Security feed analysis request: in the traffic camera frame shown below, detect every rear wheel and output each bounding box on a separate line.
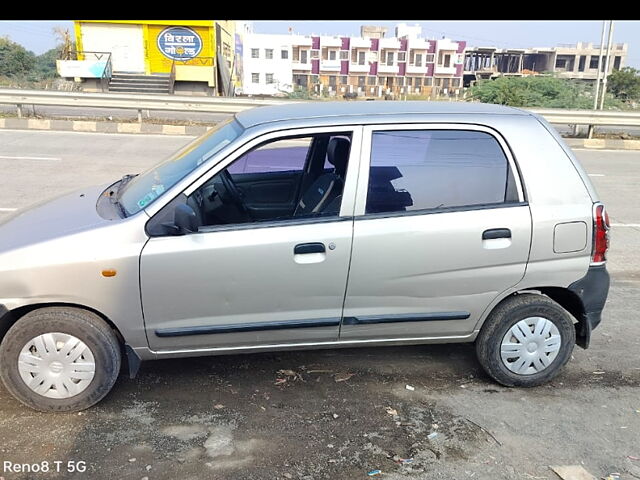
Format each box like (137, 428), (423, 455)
(0, 307), (121, 412)
(476, 294), (576, 387)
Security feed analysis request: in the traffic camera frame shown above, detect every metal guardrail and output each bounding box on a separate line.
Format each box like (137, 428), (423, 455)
(528, 108), (640, 127)
(0, 89), (287, 119)
(0, 89), (639, 128)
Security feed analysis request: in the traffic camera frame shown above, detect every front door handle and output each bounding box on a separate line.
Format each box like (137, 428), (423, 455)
(482, 228), (512, 240)
(294, 242), (326, 255)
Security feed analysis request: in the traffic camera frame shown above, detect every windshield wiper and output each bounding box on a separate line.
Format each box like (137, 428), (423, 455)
(116, 174), (138, 198)
(109, 174), (138, 218)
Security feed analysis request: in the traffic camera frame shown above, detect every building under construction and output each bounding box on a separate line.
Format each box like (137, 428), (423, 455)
(463, 42), (628, 87)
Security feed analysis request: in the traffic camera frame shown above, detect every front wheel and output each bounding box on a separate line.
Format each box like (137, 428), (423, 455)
(0, 307), (121, 412)
(476, 294), (576, 387)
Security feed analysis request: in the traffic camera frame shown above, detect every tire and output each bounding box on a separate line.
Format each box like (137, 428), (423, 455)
(476, 293), (576, 387)
(0, 307), (121, 412)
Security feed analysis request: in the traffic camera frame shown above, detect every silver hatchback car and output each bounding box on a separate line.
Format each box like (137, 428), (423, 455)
(0, 102), (610, 412)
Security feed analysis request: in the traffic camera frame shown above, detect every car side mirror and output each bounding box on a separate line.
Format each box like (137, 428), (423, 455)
(162, 203), (199, 235)
(174, 203), (199, 234)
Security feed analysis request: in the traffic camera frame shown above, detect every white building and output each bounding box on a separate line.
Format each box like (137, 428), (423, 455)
(241, 33), (295, 95)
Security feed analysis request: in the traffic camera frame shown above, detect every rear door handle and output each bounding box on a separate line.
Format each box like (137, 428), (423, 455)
(294, 242), (326, 255)
(482, 228), (512, 240)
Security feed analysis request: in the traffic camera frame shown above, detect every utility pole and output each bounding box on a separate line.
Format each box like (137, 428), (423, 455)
(599, 20), (615, 110)
(589, 20), (607, 139)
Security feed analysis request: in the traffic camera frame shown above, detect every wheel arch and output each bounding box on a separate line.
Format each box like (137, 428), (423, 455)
(0, 302), (142, 377)
(479, 287), (588, 348)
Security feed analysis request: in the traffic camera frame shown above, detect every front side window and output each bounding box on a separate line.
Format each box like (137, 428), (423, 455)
(365, 130), (515, 215)
(187, 132), (353, 228)
(265, 49), (274, 59)
(119, 119), (243, 215)
(329, 50), (337, 60)
(358, 51), (365, 65)
(251, 48), (259, 59)
(266, 73), (274, 84)
(281, 49), (288, 59)
(252, 73), (260, 83)
(415, 53), (423, 66)
(301, 50), (308, 63)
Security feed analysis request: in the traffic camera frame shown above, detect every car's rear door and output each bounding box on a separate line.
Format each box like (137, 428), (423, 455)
(340, 124), (532, 341)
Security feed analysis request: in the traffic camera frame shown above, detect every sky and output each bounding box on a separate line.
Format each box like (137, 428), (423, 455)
(1, 20), (638, 68)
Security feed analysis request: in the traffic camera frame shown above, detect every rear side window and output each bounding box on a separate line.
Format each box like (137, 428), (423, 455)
(366, 130), (515, 214)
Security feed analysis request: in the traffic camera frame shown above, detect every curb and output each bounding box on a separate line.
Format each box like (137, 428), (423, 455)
(1, 117), (639, 149)
(0, 117), (212, 136)
(564, 138), (640, 151)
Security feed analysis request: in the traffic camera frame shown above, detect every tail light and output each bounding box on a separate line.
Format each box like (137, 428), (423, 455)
(592, 203), (610, 264)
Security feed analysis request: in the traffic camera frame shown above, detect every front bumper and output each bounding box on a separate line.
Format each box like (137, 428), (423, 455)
(568, 264), (610, 348)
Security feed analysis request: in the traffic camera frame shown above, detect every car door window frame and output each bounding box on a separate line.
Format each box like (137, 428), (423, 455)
(147, 125), (364, 236)
(354, 123), (527, 218)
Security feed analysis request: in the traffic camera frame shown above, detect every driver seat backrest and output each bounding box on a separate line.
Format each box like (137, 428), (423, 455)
(294, 137), (350, 216)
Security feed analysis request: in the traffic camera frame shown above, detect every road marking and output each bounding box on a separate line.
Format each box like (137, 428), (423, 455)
(588, 174), (605, 177)
(0, 155), (61, 161)
(611, 223), (640, 227)
(572, 148), (640, 153)
(0, 128), (196, 139)
(0, 208), (17, 212)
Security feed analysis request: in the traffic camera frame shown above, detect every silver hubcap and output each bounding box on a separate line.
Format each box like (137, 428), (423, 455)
(500, 317), (562, 375)
(18, 333), (96, 399)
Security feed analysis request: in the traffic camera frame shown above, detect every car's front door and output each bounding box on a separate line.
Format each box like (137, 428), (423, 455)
(340, 124), (532, 341)
(140, 126), (362, 352)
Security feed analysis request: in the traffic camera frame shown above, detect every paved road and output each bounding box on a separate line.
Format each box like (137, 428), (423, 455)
(0, 130), (638, 480)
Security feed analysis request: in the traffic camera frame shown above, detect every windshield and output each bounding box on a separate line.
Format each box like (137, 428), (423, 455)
(119, 118), (244, 215)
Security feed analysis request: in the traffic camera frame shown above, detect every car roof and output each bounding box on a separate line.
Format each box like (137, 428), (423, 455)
(235, 101), (527, 128)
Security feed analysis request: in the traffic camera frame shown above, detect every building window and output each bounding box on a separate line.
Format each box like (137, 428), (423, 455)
(398, 52), (406, 62)
(301, 50), (308, 64)
(340, 51), (349, 60)
(340, 75), (348, 84)
(425, 77), (433, 86)
(311, 50), (319, 59)
(452, 78), (461, 88)
(251, 73), (260, 83)
(265, 49), (273, 60)
(578, 55), (586, 72)
(329, 76), (337, 87)
(293, 74), (308, 87)
(329, 50), (337, 61)
(366, 130), (512, 214)
(397, 77), (405, 86)
(266, 73), (274, 84)
(415, 53), (423, 66)
(414, 77), (422, 87)
(386, 52), (394, 65)
(358, 51), (366, 65)
(367, 76), (376, 85)
(555, 58), (566, 69)
(613, 56), (621, 70)
(358, 76), (366, 87)
(251, 48), (259, 59)
(281, 50), (288, 60)
(426, 54), (435, 63)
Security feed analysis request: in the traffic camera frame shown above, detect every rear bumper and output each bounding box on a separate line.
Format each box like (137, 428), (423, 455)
(568, 264), (610, 348)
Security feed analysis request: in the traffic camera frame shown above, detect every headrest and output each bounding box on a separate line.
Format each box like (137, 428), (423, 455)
(327, 137), (350, 177)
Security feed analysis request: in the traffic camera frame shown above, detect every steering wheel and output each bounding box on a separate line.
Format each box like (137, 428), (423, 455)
(215, 170), (248, 213)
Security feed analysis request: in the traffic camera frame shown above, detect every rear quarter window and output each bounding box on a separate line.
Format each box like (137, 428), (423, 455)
(366, 129), (516, 214)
